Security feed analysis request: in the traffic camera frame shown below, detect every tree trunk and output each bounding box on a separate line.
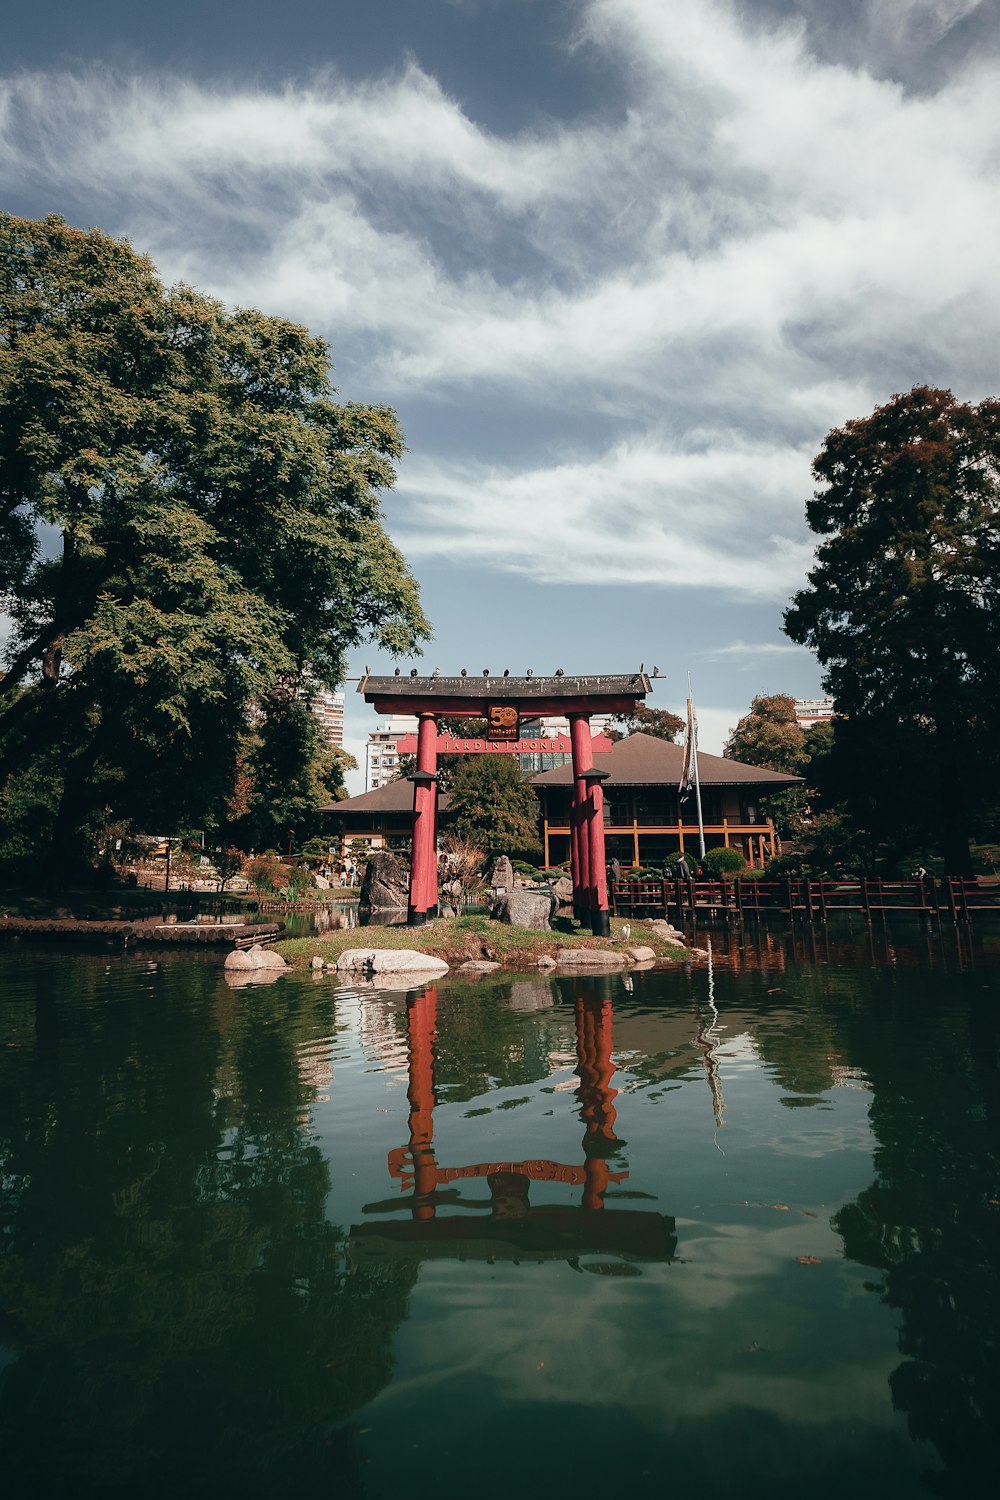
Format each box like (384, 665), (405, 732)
(940, 755), (974, 877)
(42, 749), (99, 890)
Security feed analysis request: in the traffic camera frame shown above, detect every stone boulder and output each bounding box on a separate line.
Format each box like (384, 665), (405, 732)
(486, 855), (514, 893)
(335, 948), (449, 976)
(491, 889), (554, 930)
(222, 944), (288, 986)
(224, 944), (287, 972)
(551, 876), (574, 906)
(625, 945), (657, 963)
(360, 851), (410, 910)
(648, 920), (687, 947)
(457, 960), (502, 973)
(554, 948), (625, 968)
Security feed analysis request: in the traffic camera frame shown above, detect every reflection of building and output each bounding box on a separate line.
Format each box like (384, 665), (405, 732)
(349, 980), (677, 1265)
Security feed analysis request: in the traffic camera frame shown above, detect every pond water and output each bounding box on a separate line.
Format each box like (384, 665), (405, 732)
(1, 925), (999, 1499)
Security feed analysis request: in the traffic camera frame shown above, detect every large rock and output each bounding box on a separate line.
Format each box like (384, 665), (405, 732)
(336, 948), (449, 975)
(648, 920), (687, 947)
(223, 944), (288, 986)
(625, 945), (657, 963)
(360, 851), (411, 910)
(555, 948), (626, 968)
(224, 944), (287, 971)
(551, 876), (574, 906)
(486, 855), (514, 893)
(492, 889), (554, 930)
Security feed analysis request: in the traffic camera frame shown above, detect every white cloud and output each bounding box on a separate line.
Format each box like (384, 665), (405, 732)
(1, 0), (998, 598)
(392, 438), (815, 599)
(701, 640), (812, 659)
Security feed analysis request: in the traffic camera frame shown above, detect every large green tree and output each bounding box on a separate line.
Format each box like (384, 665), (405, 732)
(724, 693), (805, 774)
(723, 693), (808, 838)
(0, 214), (428, 876)
(609, 705), (683, 743)
(785, 386), (1000, 873)
(447, 755), (541, 855)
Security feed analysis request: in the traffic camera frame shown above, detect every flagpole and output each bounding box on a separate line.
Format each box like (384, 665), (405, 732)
(688, 672), (706, 860)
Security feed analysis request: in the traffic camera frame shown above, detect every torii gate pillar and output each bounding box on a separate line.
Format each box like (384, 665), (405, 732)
(408, 712), (439, 925)
(570, 713), (611, 937)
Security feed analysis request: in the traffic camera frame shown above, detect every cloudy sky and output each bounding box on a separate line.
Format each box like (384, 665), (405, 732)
(4, 0), (998, 782)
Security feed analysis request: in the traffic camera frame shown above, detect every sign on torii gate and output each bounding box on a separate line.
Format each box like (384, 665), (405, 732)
(359, 670), (651, 935)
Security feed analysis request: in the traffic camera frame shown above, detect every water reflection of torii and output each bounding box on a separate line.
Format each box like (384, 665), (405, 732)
(351, 980), (676, 1265)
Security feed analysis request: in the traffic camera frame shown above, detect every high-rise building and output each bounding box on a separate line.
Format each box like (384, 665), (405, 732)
(313, 688), (345, 748)
(794, 698), (835, 727)
(365, 715), (418, 790)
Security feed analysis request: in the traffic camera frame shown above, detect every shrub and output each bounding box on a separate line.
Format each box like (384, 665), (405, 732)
(245, 851), (290, 893)
(703, 846), (748, 878)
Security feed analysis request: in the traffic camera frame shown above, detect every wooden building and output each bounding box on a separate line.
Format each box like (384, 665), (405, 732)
(323, 730), (798, 870)
(322, 779), (453, 856)
(530, 732), (800, 868)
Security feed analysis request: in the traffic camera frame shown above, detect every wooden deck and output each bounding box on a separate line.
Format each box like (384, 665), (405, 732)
(0, 917), (285, 948)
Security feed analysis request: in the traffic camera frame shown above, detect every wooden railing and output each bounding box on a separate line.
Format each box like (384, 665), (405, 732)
(611, 876), (1000, 922)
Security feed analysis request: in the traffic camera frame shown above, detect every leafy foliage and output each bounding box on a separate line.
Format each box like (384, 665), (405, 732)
(0, 213), (428, 878)
(725, 694), (804, 773)
(609, 705), (684, 742)
(785, 386), (1000, 872)
(724, 693), (808, 837)
(703, 845), (747, 878)
(447, 755), (540, 854)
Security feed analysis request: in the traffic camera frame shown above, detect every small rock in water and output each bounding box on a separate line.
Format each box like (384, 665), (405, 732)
(311, 956), (324, 970)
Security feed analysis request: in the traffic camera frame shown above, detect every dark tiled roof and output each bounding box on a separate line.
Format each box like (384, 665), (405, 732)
(320, 782), (455, 815)
(529, 732), (802, 789)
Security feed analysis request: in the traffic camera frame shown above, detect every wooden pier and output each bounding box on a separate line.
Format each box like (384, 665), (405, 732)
(0, 917), (285, 948)
(611, 875), (1000, 925)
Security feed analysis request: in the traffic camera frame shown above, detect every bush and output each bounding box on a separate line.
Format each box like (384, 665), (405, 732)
(703, 846), (748, 878)
(245, 851), (290, 894)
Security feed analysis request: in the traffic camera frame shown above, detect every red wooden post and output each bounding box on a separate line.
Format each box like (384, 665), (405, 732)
(570, 712), (611, 937)
(570, 787), (585, 921)
(586, 770), (612, 937)
(409, 712), (438, 925)
(570, 714), (592, 927)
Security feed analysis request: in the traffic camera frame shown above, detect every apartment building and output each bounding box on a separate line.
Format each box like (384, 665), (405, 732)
(365, 715), (418, 791)
(794, 698), (835, 727)
(313, 688), (345, 748)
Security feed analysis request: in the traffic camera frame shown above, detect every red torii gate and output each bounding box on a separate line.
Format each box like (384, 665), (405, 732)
(359, 671), (651, 936)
